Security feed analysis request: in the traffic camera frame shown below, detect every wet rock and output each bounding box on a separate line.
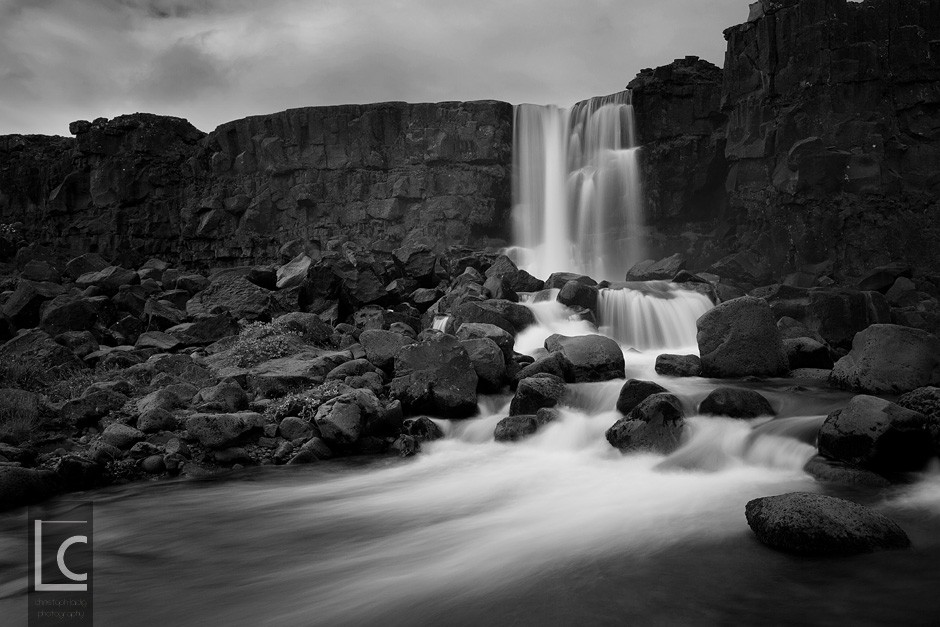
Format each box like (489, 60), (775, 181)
(818, 395), (933, 474)
(510, 375), (566, 416)
(314, 389), (382, 444)
(390, 435), (421, 457)
(557, 281), (598, 315)
(626, 254), (686, 281)
(698, 387), (775, 418)
(390, 334), (478, 417)
(803, 456), (891, 488)
(359, 329), (415, 371)
(184, 412), (265, 448)
(455, 299), (536, 336)
(830, 324), (940, 395)
(745, 492), (910, 556)
(494, 415), (539, 442)
(514, 352), (568, 382)
(654, 354), (701, 377)
(461, 337), (506, 392)
(696, 296), (788, 378)
(456, 322), (514, 361)
(544, 333), (625, 383)
(606, 392), (684, 454)
(402, 416), (444, 441)
(55, 456), (104, 490)
(616, 379), (668, 415)
(545, 273), (597, 290)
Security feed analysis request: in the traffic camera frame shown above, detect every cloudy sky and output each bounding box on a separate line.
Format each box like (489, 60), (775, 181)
(0, 0), (748, 136)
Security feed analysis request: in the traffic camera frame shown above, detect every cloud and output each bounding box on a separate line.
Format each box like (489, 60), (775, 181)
(0, 0), (748, 135)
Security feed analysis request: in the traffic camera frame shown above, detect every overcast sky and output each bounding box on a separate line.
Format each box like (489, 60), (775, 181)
(0, 0), (749, 136)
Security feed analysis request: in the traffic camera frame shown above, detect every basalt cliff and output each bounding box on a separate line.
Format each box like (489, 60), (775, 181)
(2, 0), (939, 285)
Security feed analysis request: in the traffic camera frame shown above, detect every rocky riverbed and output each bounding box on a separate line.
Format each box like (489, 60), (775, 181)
(1, 239), (939, 558)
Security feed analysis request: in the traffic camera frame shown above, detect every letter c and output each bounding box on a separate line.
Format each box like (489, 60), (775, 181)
(57, 536), (87, 582)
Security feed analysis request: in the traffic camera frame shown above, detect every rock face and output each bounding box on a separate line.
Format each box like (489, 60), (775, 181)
(817, 395), (933, 473)
(1, 103), (513, 267)
(745, 492), (911, 556)
(830, 324), (940, 394)
(696, 297), (789, 378)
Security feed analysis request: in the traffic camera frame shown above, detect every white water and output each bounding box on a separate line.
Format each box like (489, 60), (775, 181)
(597, 283), (714, 350)
(512, 91), (645, 282)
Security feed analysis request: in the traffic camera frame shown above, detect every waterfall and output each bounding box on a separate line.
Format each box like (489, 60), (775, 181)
(597, 284), (713, 350)
(512, 91), (645, 282)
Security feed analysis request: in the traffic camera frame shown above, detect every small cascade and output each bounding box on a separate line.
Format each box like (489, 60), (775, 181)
(597, 283), (713, 350)
(512, 91), (644, 281)
(431, 315), (452, 332)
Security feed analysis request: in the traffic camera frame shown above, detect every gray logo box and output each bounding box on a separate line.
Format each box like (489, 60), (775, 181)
(27, 502), (93, 627)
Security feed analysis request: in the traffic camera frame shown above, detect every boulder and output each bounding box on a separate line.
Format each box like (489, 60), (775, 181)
(857, 263), (912, 293)
(101, 423), (145, 449)
(76, 266), (139, 294)
(359, 329), (415, 371)
(394, 242), (437, 284)
(696, 296), (788, 378)
(494, 415), (539, 442)
(2, 280), (65, 328)
(896, 386), (940, 455)
(402, 416), (445, 441)
(557, 281), (598, 314)
(544, 334), (625, 383)
(625, 253), (686, 281)
(278, 416), (315, 441)
(60, 390), (129, 427)
(184, 412), (265, 448)
(818, 395), (933, 473)
(0, 329), (84, 372)
(654, 354), (701, 377)
(510, 375), (566, 416)
(456, 322), (514, 360)
(803, 456), (891, 488)
(455, 299), (536, 336)
(276, 253), (312, 290)
(461, 337), (506, 392)
(545, 273), (597, 290)
(605, 393), (684, 454)
(186, 275), (274, 321)
(745, 492), (910, 556)
(314, 389), (382, 444)
(616, 379), (668, 415)
(135, 331), (182, 351)
(273, 312), (333, 345)
(39, 296), (98, 336)
(65, 253), (109, 281)
(390, 334), (478, 417)
(193, 381), (249, 412)
(698, 387), (775, 418)
(137, 408), (178, 433)
(166, 315), (240, 346)
(830, 324), (940, 394)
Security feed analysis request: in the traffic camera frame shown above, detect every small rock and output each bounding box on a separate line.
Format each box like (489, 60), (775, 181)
(698, 387), (775, 418)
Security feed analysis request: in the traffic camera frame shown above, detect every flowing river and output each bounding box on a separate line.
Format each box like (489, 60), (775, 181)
(2, 289), (940, 626)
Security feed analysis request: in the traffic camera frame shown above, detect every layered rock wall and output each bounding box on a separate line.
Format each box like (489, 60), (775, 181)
(0, 102), (513, 268)
(631, 0), (940, 281)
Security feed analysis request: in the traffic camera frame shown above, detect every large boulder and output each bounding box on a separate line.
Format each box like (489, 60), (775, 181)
(314, 389), (383, 444)
(456, 322), (514, 360)
(625, 253), (686, 281)
(698, 387), (776, 418)
(510, 375), (566, 416)
(696, 296), (788, 378)
(461, 337), (507, 392)
(359, 329), (415, 371)
(390, 334), (478, 417)
(186, 275), (275, 321)
(544, 334), (625, 383)
(817, 395), (933, 473)
(606, 392), (684, 454)
(2, 280), (65, 329)
(897, 386), (940, 455)
(494, 409), (557, 442)
(76, 265), (139, 294)
(0, 329), (83, 372)
(654, 354), (702, 377)
(276, 253), (312, 290)
(616, 379), (668, 415)
(745, 492), (910, 556)
(830, 324), (940, 394)
(455, 299), (536, 336)
(184, 412), (265, 448)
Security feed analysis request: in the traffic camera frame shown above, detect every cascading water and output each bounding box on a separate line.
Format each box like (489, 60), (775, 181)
(511, 91), (644, 282)
(597, 283), (714, 350)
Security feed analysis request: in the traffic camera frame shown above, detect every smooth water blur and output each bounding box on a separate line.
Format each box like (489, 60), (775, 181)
(512, 91), (644, 281)
(1, 288), (939, 625)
